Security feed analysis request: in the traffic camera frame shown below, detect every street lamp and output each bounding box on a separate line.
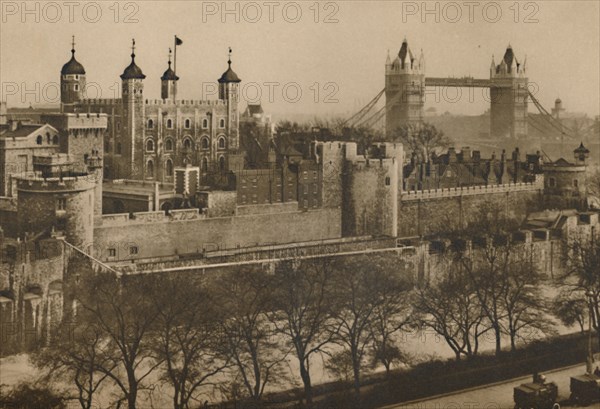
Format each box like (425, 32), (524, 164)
(586, 289), (594, 374)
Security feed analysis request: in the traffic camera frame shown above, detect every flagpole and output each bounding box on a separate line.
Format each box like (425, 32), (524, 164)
(173, 35), (177, 101)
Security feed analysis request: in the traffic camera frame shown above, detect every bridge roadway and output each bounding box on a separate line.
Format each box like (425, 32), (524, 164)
(425, 77), (493, 88)
(379, 363), (589, 409)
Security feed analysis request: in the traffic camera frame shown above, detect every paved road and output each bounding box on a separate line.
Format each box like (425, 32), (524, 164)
(381, 363), (594, 409)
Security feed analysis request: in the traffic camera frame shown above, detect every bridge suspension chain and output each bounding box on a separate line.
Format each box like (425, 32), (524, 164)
(528, 90), (575, 138)
(343, 88), (385, 127)
(354, 88), (407, 129)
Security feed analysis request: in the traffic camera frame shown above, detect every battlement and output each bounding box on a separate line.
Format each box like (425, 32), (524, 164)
(15, 174), (96, 193)
(80, 98), (120, 106)
(41, 112), (108, 130)
(347, 157), (399, 170)
(401, 178), (543, 201)
(100, 208), (207, 227)
(144, 99), (226, 107)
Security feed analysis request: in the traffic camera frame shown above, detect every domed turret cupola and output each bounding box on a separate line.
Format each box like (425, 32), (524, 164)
(218, 48), (242, 89)
(574, 142), (590, 164)
(60, 36), (86, 106)
(121, 39), (145, 102)
(218, 48), (242, 152)
(161, 48), (179, 100)
(120, 39), (146, 81)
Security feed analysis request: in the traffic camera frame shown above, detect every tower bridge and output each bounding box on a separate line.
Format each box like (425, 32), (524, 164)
(384, 39), (529, 139)
(346, 39), (548, 140)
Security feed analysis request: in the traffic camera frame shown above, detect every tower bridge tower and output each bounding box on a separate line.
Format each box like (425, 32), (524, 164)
(489, 45), (528, 139)
(385, 39), (425, 135)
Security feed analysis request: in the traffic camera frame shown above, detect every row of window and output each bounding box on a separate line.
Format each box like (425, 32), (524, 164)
(36, 133), (59, 145)
(62, 83), (80, 91)
(147, 118), (226, 130)
(108, 246), (137, 258)
(548, 177), (579, 188)
(145, 137), (226, 152)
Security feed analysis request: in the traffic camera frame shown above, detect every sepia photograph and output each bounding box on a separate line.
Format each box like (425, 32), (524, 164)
(0, 1), (599, 408)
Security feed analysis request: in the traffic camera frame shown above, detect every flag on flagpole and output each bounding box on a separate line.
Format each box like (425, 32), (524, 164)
(175, 36), (183, 46)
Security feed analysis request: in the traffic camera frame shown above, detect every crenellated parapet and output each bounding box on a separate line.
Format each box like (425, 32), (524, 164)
(144, 99), (227, 106)
(401, 177), (544, 202)
(16, 175), (96, 193)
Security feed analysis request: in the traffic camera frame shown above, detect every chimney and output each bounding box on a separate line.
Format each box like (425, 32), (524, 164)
(472, 150), (481, 162)
(0, 101), (6, 126)
(448, 148), (457, 163)
(462, 146), (471, 162)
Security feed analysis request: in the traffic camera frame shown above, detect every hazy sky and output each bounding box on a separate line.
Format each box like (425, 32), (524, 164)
(1, 1), (599, 119)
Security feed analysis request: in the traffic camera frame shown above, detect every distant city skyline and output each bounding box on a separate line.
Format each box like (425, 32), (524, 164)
(1, 1), (599, 118)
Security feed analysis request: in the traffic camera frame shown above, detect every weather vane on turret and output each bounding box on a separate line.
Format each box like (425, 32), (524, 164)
(228, 47), (232, 67)
(131, 39), (136, 59)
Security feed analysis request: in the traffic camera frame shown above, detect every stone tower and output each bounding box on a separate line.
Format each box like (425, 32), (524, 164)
(218, 48), (243, 171)
(385, 38), (425, 136)
(16, 169), (96, 250)
(489, 45), (528, 139)
(41, 113), (108, 217)
(161, 49), (179, 100)
(543, 143), (589, 210)
(60, 36), (86, 110)
(120, 39), (146, 179)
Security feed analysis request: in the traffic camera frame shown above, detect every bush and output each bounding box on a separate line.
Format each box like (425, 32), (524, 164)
(0, 382), (66, 409)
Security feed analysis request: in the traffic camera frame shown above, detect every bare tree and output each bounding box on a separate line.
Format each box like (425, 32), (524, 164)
(151, 276), (230, 409)
(389, 123), (450, 161)
(414, 267), (489, 360)
(556, 232), (600, 350)
(268, 257), (338, 408)
(34, 321), (114, 409)
(500, 249), (556, 351)
(553, 290), (587, 333)
(330, 255), (381, 398)
(75, 273), (163, 409)
(368, 261), (414, 378)
(215, 267), (290, 404)
(330, 254), (414, 396)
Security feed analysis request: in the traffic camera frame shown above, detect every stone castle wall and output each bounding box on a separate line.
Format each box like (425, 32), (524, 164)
(93, 207), (342, 262)
(398, 183), (544, 237)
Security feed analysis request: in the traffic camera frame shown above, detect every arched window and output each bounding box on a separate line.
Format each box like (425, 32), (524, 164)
(219, 156), (226, 171)
(147, 160), (154, 177)
(219, 118), (225, 128)
(165, 138), (173, 151)
(201, 136), (209, 150)
(218, 137), (226, 149)
(146, 139), (154, 152)
(183, 138), (192, 150)
(166, 119), (173, 129)
(147, 119), (154, 129)
(52, 135), (59, 145)
(36, 135), (43, 145)
(116, 143), (122, 154)
(105, 141), (110, 152)
(202, 118), (208, 129)
(202, 157), (208, 172)
(46, 133), (51, 143)
(184, 119), (191, 129)
(166, 159), (173, 177)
